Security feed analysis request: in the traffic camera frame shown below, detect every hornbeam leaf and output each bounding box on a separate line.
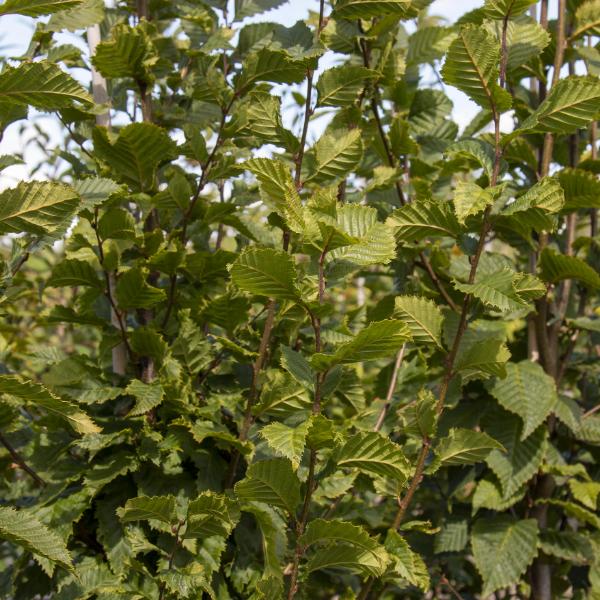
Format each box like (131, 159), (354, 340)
(47, 258), (102, 289)
(385, 530), (430, 591)
(234, 458), (301, 514)
(484, 409), (547, 496)
(301, 519), (390, 577)
(571, 0), (600, 40)
(316, 65), (378, 107)
(0, 61), (92, 110)
(483, 0), (538, 19)
(490, 361), (557, 439)
(235, 49), (306, 94)
(184, 493), (238, 539)
(92, 24), (157, 83)
(407, 26), (457, 65)
(311, 320), (411, 371)
(0, 375), (100, 434)
(539, 530), (594, 564)
(387, 199), (462, 242)
(92, 123), (176, 192)
(453, 181), (493, 224)
(434, 519), (468, 553)
(117, 496), (177, 525)
(230, 247), (300, 300)
(436, 428), (504, 466)
(557, 167), (600, 211)
(116, 268), (166, 310)
(0, 506), (72, 571)
(234, 0), (288, 20)
(441, 25), (512, 111)
(260, 421), (310, 469)
(519, 75), (600, 134)
(307, 128), (363, 183)
(539, 248), (600, 289)
(0, 181), (80, 237)
(0, 0), (81, 17)
(73, 177), (122, 212)
(446, 139), (497, 180)
(332, 0), (410, 19)
(336, 431), (411, 482)
(394, 296), (444, 346)
(45, 0), (104, 31)
(455, 338), (510, 381)
(472, 517), (539, 597)
(501, 177), (564, 215)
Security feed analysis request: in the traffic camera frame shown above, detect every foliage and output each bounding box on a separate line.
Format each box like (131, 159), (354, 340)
(0, 0), (599, 599)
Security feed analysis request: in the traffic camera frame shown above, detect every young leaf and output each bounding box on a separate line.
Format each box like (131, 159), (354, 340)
(311, 320), (411, 371)
(471, 517), (539, 597)
(0, 375), (100, 434)
(234, 459), (301, 515)
(229, 247), (300, 300)
(184, 493), (238, 539)
(336, 431), (411, 482)
(441, 25), (512, 112)
(539, 530), (594, 564)
(332, 0), (410, 19)
(116, 268), (167, 310)
(307, 128), (363, 183)
(453, 181), (493, 224)
(316, 65), (378, 107)
(260, 421), (310, 469)
(490, 361), (557, 439)
(436, 428), (504, 466)
(571, 0), (600, 40)
(394, 296), (444, 346)
(47, 259), (102, 289)
(0, 506), (72, 571)
(117, 496), (177, 525)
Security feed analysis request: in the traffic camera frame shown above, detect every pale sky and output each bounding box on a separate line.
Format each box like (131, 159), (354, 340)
(0, 0), (486, 187)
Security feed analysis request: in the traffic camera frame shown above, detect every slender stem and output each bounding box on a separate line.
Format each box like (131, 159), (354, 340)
(374, 345), (406, 432)
(0, 429), (46, 487)
(158, 520), (184, 600)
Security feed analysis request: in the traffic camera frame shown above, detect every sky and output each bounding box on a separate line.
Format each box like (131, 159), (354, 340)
(0, 0), (486, 188)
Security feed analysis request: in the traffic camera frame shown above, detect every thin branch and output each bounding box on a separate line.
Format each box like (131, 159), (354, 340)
(0, 429), (46, 487)
(374, 345), (406, 432)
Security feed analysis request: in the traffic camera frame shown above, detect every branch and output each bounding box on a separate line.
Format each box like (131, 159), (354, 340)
(0, 429), (46, 487)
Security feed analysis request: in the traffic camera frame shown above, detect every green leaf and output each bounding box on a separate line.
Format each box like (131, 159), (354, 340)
(234, 459), (301, 514)
(472, 517), (539, 597)
(332, 0), (410, 19)
(407, 26), (457, 65)
(73, 177), (121, 212)
(307, 128), (363, 183)
(436, 428), (504, 466)
(387, 199), (462, 243)
(539, 530), (594, 564)
(184, 493), (238, 539)
(260, 421), (310, 469)
(117, 495), (177, 525)
(568, 479), (600, 511)
(92, 24), (157, 83)
(453, 181), (493, 224)
(401, 389), (437, 438)
(385, 530), (430, 591)
(0, 181), (80, 237)
(47, 259), (102, 289)
(557, 168), (600, 210)
(234, 0), (288, 20)
(490, 361), (557, 439)
(539, 248), (600, 289)
(434, 519), (468, 553)
(46, 0), (104, 31)
(92, 123), (176, 192)
(501, 177), (564, 216)
(311, 320), (411, 371)
(571, 0), (600, 40)
(336, 431), (411, 482)
(483, 0), (537, 19)
(484, 410), (547, 496)
(394, 296), (444, 346)
(446, 139), (497, 180)
(454, 268), (545, 313)
(116, 268), (166, 310)
(0, 0), (81, 17)
(280, 346), (315, 389)
(125, 379), (164, 416)
(501, 18), (550, 71)
(0, 375), (100, 434)
(0, 506), (72, 571)
(441, 25), (512, 112)
(0, 61), (92, 110)
(229, 247), (299, 300)
(316, 65), (378, 107)
(236, 49), (306, 94)
(246, 92), (297, 151)
(300, 519), (390, 577)
(519, 75), (600, 134)
(97, 207), (136, 241)
(455, 337), (511, 381)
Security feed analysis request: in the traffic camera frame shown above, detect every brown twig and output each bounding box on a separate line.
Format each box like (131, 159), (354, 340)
(0, 429), (46, 487)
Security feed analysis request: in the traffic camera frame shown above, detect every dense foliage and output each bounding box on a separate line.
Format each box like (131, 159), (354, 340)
(0, 0), (599, 598)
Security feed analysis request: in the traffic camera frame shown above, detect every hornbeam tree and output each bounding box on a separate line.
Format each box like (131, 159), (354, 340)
(0, 0), (599, 598)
